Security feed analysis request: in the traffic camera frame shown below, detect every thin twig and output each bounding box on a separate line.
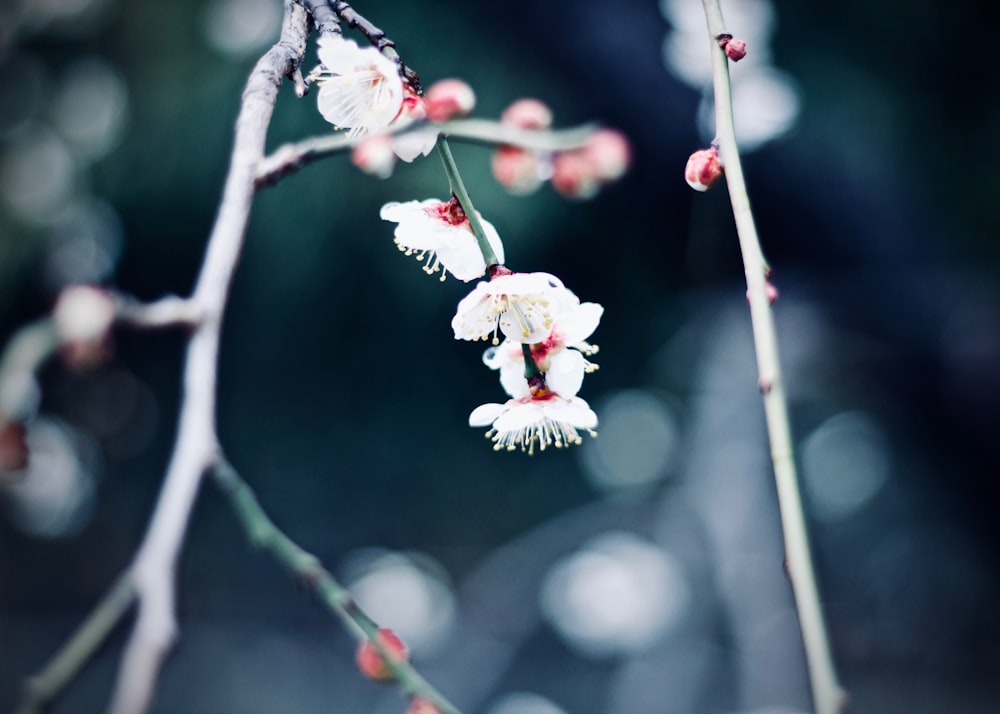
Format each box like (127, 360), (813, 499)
(255, 119), (597, 186)
(699, 1), (846, 713)
(211, 457), (463, 714)
(113, 294), (202, 330)
(436, 137), (499, 267)
(15, 577), (135, 714)
(104, 4), (310, 714)
(330, 0), (420, 91)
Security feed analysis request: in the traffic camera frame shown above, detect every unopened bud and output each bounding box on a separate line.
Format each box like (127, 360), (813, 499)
(53, 285), (115, 369)
(491, 146), (544, 195)
(352, 135), (396, 178)
(425, 79), (476, 122)
(500, 98), (553, 130)
(684, 147), (723, 191)
(355, 628), (409, 681)
(407, 697), (443, 714)
(0, 420), (28, 473)
(582, 129), (631, 182)
(725, 38), (747, 61)
(551, 151), (600, 200)
(746, 280), (779, 305)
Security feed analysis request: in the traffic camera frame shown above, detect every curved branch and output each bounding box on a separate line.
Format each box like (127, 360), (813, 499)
(699, 1), (845, 713)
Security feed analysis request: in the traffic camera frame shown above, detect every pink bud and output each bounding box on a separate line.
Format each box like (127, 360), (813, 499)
(725, 38), (747, 61)
(408, 697), (443, 714)
(746, 280), (779, 305)
(425, 79), (476, 122)
(551, 151), (601, 200)
(0, 420), (28, 473)
(684, 147), (723, 191)
(491, 145), (544, 195)
(500, 98), (553, 130)
(352, 135), (396, 179)
(355, 628), (409, 682)
(583, 129), (631, 182)
(396, 87), (428, 123)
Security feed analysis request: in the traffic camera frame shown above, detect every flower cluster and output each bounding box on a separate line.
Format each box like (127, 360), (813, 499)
(316, 34), (610, 454)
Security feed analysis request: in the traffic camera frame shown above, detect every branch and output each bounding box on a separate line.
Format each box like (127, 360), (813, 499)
(699, 2), (846, 713)
(103, 4), (310, 714)
(211, 458), (463, 714)
(330, 0), (421, 91)
(255, 119), (598, 186)
(15, 577), (135, 714)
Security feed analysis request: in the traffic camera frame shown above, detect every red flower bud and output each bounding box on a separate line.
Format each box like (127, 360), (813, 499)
(725, 39), (747, 61)
(407, 696), (443, 714)
(500, 98), (553, 130)
(355, 628), (409, 681)
(425, 79), (476, 122)
(684, 147), (723, 191)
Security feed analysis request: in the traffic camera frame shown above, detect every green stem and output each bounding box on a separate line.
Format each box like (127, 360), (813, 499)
(436, 137), (499, 268)
(521, 343), (541, 381)
(211, 458), (462, 714)
(700, 2), (845, 713)
(16, 576), (136, 714)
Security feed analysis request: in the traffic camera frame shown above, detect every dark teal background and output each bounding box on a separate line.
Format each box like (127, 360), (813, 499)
(1, 1), (998, 712)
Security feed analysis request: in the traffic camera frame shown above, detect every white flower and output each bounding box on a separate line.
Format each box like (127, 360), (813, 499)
(484, 299), (603, 396)
(452, 272), (575, 344)
(469, 390), (598, 454)
(390, 90), (439, 162)
(315, 36), (404, 136)
(380, 198), (505, 282)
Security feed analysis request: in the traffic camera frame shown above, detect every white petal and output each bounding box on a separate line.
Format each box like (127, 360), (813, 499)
(469, 402), (507, 426)
(499, 361), (530, 398)
(545, 350), (586, 398)
(561, 302), (604, 346)
(391, 128), (439, 162)
(493, 402), (545, 433)
(436, 242), (487, 282)
(545, 396), (598, 430)
(452, 283), (497, 341)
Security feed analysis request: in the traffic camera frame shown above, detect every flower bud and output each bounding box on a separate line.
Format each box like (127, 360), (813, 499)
(551, 151), (600, 200)
(684, 147), (723, 191)
(53, 285), (115, 370)
(352, 135), (397, 178)
(491, 145), (544, 195)
(582, 129), (631, 182)
(500, 98), (553, 130)
(0, 420), (28, 473)
(407, 697), (443, 714)
(725, 38), (747, 61)
(746, 280), (779, 305)
(355, 628), (409, 681)
(425, 79), (476, 122)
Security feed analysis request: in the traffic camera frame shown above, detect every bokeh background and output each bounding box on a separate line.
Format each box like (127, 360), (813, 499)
(2, 0), (999, 712)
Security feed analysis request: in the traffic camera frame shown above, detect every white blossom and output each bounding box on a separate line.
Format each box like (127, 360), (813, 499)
(452, 272), (575, 345)
(315, 36), (404, 135)
(380, 199), (504, 282)
(469, 390), (598, 454)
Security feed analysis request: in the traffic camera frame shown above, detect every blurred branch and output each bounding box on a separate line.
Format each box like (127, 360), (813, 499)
(15, 577), (135, 714)
(114, 294), (202, 330)
(256, 119), (597, 186)
(699, 1), (845, 713)
(212, 457), (463, 714)
(102, 4), (310, 714)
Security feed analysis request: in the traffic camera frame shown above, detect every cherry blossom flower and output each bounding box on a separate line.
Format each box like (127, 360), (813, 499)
(484, 298), (602, 397)
(315, 36), (404, 136)
(380, 198), (505, 282)
(451, 271), (575, 344)
(469, 380), (598, 454)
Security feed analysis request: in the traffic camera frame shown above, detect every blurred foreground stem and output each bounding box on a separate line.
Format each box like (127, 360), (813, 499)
(700, 1), (845, 712)
(212, 458), (462, 714)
